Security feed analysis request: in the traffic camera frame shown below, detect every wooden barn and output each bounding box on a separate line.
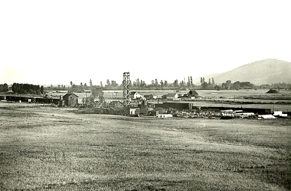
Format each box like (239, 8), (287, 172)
(63, 92), (78, 107)
(187, 89), (199, 97)
(176, 89), (199, 98)
(266, 89), (279, 94)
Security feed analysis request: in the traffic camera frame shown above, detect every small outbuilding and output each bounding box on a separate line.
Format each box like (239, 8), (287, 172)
(176, 89), (199, 98)
(63, 92), (78, 107)
(187, 89), (199, 97)
(129, 108), (140, 116)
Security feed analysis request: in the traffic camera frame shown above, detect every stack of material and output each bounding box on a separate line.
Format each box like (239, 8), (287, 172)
(273, 111), (288, 118)
(157, 114), (173, 118)
(258, 115), (276, 119)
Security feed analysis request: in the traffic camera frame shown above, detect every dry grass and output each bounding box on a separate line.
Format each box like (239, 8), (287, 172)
(0, 107), (290, 190)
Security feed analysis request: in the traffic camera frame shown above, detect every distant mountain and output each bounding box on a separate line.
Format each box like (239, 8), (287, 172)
(205, 59), (291, 85)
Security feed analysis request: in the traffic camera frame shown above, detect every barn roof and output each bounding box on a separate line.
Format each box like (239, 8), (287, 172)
(266, 89), (279, 93)
(63, 92), (78, 99)
(188, 89), (198, 95)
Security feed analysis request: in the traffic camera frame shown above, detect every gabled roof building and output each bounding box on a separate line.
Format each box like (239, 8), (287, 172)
(63, 92), (78, 107)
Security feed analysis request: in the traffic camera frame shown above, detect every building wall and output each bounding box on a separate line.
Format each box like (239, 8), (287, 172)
(65, 95), (78, 107)
(129, 108), (140, 116)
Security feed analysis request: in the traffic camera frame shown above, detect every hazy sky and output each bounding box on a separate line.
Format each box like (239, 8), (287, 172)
(1, 0), (290, 85)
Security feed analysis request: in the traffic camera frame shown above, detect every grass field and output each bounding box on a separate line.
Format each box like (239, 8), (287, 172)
(0, 106), (290, 190)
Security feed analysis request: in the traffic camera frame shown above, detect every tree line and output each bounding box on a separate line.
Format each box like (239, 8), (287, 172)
(2, 78), (291, 96)
(67, 78), (196, 91)
(0, 83), (9, 92)
(11, 83), (44, 94)
(259, 83), (291, 90)
(200, 77), (215, 89)
(97, 76), (196, 90)
(68, 77), (291, 91)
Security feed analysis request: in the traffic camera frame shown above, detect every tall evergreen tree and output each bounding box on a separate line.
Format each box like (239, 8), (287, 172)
(190, 76), (193, 87)
(40, 86), (44, 94)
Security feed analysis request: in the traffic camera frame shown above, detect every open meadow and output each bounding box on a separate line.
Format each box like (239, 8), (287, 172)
(0, 106), (290, 190)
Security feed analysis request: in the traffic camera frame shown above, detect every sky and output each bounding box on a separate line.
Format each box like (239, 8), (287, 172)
(1, 0), (291, 86)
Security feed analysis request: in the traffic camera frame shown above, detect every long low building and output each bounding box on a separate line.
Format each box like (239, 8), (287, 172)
(4, 95), (60, 104)
(154, 101), (271, 114)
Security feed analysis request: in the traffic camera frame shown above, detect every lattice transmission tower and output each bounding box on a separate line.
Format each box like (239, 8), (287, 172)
(123, 72), (131, 105)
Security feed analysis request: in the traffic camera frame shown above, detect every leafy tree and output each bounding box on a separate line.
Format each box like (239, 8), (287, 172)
(12, 83), (17, 93)
(140, 80), (146, 87)
(89, 79), (93, 87)
(155, 79), (158, 88)
(201, 82), (208, 89)
(180, 80), (186, 87)
(164, 80), (168, 87)
(3, 83), (8, 92)
(135, 78), (140, 87)
(106, 79), (111, 86)
(160, 80), (164, 89)
(233, 81), (240, 89)
(10, 83), (41, 94)
(173, 79), (178, 87)
(214, 85), (220, 90)
(226, 80), (232, 89)
(110, 80), (118, 88)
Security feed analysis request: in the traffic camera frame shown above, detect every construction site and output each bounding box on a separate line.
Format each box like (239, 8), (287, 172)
(77, 72), (154, 117)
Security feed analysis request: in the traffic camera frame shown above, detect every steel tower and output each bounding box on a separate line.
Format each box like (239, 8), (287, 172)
(123, 72), (131, 105)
